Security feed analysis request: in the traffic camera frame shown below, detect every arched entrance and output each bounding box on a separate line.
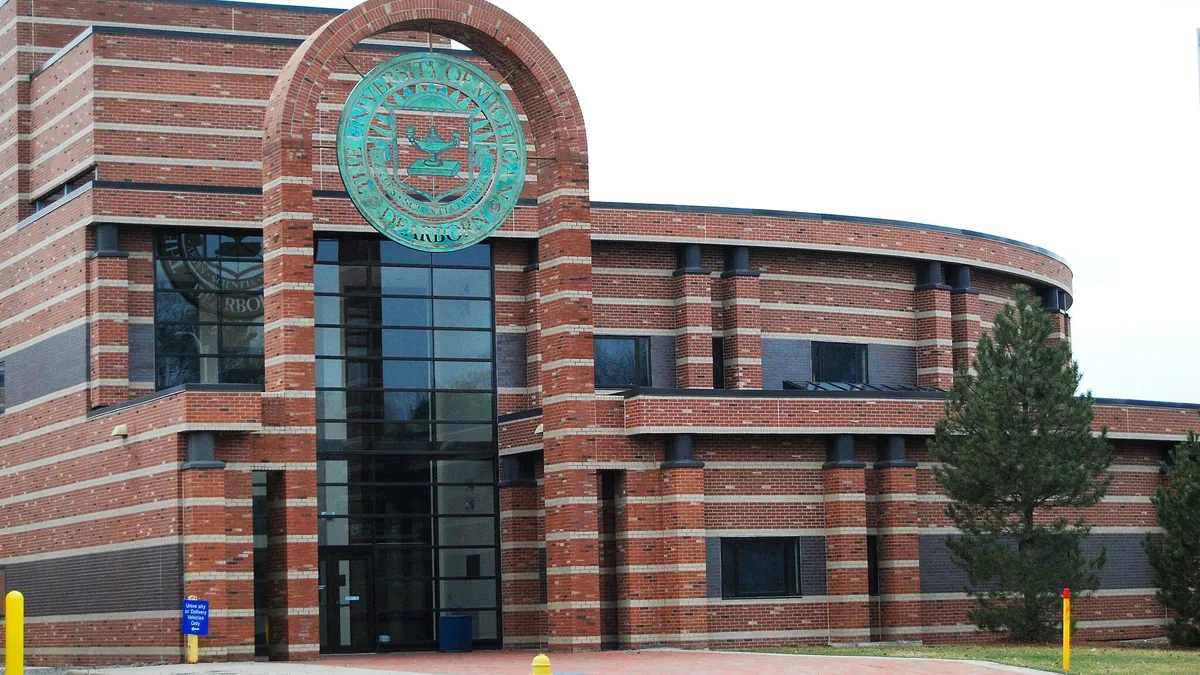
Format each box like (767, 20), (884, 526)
(259, 0), (597, 659)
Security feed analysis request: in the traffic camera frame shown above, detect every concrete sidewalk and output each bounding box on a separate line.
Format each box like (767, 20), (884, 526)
(54, 649), (1055, 675)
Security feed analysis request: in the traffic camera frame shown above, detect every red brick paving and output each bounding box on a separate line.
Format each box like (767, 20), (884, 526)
(323, 650), (1045, 674)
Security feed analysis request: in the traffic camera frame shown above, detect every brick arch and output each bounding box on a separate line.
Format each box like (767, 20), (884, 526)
(257, 0), (596, 659)
(262, 0), (588, 188)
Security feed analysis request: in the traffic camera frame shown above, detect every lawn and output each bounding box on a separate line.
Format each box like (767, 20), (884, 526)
(763, 644), (1200, 674)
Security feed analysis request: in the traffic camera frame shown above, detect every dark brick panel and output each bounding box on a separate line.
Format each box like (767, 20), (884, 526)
(705, 536), (722, 598)
(4, 325), (88, 407)
(496, 332), (526, 388)
(919, 533), (1153, 594)
(649, 335), (675, 388)
(762, 338), (811, 390)
(129, 322), (155, 383)
(6, 544), (183, 617)
(868, 344), (917, 386)
(800, 535), (827, 596)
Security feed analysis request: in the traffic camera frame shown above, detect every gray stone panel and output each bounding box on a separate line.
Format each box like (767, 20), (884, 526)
(496, 332), (527, 388)
(649, 335), (675, 388)
(4, 325), (88, 407)
(868, 344), (917, 386)
(7, 544), (183, 617)
(919, 533), (1153, 594)
(800, 535), (827, 596)
(706, 537), (723, 598)
(129, 322), (155, 384)
(762, 338), (811, 390)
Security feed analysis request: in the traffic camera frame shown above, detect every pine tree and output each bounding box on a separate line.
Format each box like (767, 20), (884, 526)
(1146, 430), (1200, 646)
(929, 284), (1114, 641)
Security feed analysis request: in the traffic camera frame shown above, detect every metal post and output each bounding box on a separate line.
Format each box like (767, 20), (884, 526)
(531, 653), (552, 675)
(5, 590), (23, 675)
(186, 594), (199, 664)
(1062, 588), (1071, 671)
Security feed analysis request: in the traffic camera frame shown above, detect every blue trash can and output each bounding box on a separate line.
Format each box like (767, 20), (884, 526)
(437, 613), (472, 652)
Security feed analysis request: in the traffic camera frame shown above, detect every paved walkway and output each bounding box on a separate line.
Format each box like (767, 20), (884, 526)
(59, 650), (1052, 675)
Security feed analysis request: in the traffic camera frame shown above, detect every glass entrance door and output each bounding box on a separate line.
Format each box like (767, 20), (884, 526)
(320, 551), (375, 653)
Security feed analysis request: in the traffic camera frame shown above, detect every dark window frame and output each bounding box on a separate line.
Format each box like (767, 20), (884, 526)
(720, 537), (802, 599)
(0, 359), (5, 414)
(593, 336), (652, 389)
(811, 341), (869, 385)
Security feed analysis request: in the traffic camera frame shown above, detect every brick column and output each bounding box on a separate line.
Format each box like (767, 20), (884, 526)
(88, 223), (130, 408)
(673, 244), (714, 388)
(222, 466), (257, 660)
(914, 261), (953, 389)
(658, 435), (707, 646)
(499, 454), (545, 646)
(260, 161), (319, 661)
(717, 246), (762, 389)
(948, 265), (981, 375)
(537, 187), (601, 651)
(180, 433), (231, 660)
(873, 436), (922, 641)
(823, 435), (870, 643)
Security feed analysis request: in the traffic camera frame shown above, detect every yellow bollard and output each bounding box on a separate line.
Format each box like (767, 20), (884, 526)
(186, 595), (199, 664)
(5, 590), (24, 675)
(531, 653), (552, 675)
(1062, 588), (1071, 671)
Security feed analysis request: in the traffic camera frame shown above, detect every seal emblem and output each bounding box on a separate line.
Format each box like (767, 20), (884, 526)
(337, 53), (527, 252)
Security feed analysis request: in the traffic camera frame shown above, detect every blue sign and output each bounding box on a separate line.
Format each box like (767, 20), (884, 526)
(182, 599), (209, 636)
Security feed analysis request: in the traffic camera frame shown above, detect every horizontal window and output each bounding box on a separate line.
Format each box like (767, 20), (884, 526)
(315, 238), (491, 269)
(721, 537), (801, 599)
(594, 336), (651, 389)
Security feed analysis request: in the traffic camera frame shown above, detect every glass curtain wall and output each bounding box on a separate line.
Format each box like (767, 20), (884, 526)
(314, 237), (500, 652)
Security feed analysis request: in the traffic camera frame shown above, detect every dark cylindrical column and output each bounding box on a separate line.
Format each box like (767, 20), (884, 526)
(824, 434), (865, 469)
(662, 433), (704, 468)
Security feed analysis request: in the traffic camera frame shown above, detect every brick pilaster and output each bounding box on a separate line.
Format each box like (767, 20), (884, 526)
(87, 242), (131, 408)
(914, 261), (953, 389)
(948, 265), (981, 375)
(717, 247), (762, 389)
(873, 436), (922, 641)
(672, 249), (714, 388)
(499, 455), (545, 646)
(823, 435), (870, 643)
(658, 435), (707, 645)
(181, 460), (230, 658)
(537, 189), (600, 651)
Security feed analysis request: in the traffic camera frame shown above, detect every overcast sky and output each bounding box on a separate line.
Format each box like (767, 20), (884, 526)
(241, 0), (1200, 403)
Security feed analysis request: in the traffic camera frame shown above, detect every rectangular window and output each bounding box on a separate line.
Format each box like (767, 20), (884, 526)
(0, 360), (5, 414)
(712, 337), (725, 389)
(812, 342), (868, 384)
(720, 537), (801, 598)
(593, 336), (651, 389)
(154, 232), (264, 389)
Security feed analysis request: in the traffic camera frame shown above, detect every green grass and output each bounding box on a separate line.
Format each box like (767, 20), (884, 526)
(760, 644), (1200, 674)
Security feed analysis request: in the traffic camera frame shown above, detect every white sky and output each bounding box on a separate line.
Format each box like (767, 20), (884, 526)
(237, 0), (1200, 404)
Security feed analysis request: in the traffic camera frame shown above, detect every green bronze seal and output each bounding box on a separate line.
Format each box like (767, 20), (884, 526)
(337, 53), (526, 252)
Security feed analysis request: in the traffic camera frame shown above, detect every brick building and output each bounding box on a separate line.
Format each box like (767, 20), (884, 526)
(0, 0), (1195, 665)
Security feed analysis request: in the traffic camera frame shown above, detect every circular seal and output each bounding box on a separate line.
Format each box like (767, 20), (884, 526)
(336, 53), (527, 252)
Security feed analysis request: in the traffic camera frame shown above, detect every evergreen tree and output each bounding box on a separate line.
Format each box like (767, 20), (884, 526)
(929, 285), (1114, 641)
(1146, 430), (1200, 646)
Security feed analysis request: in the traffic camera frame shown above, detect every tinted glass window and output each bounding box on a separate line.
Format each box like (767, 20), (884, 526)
(594, 337), (651, 389)
(154, 231), (264, 388)
(721, 538), (800, 598)
(812, 342), (868, 384)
